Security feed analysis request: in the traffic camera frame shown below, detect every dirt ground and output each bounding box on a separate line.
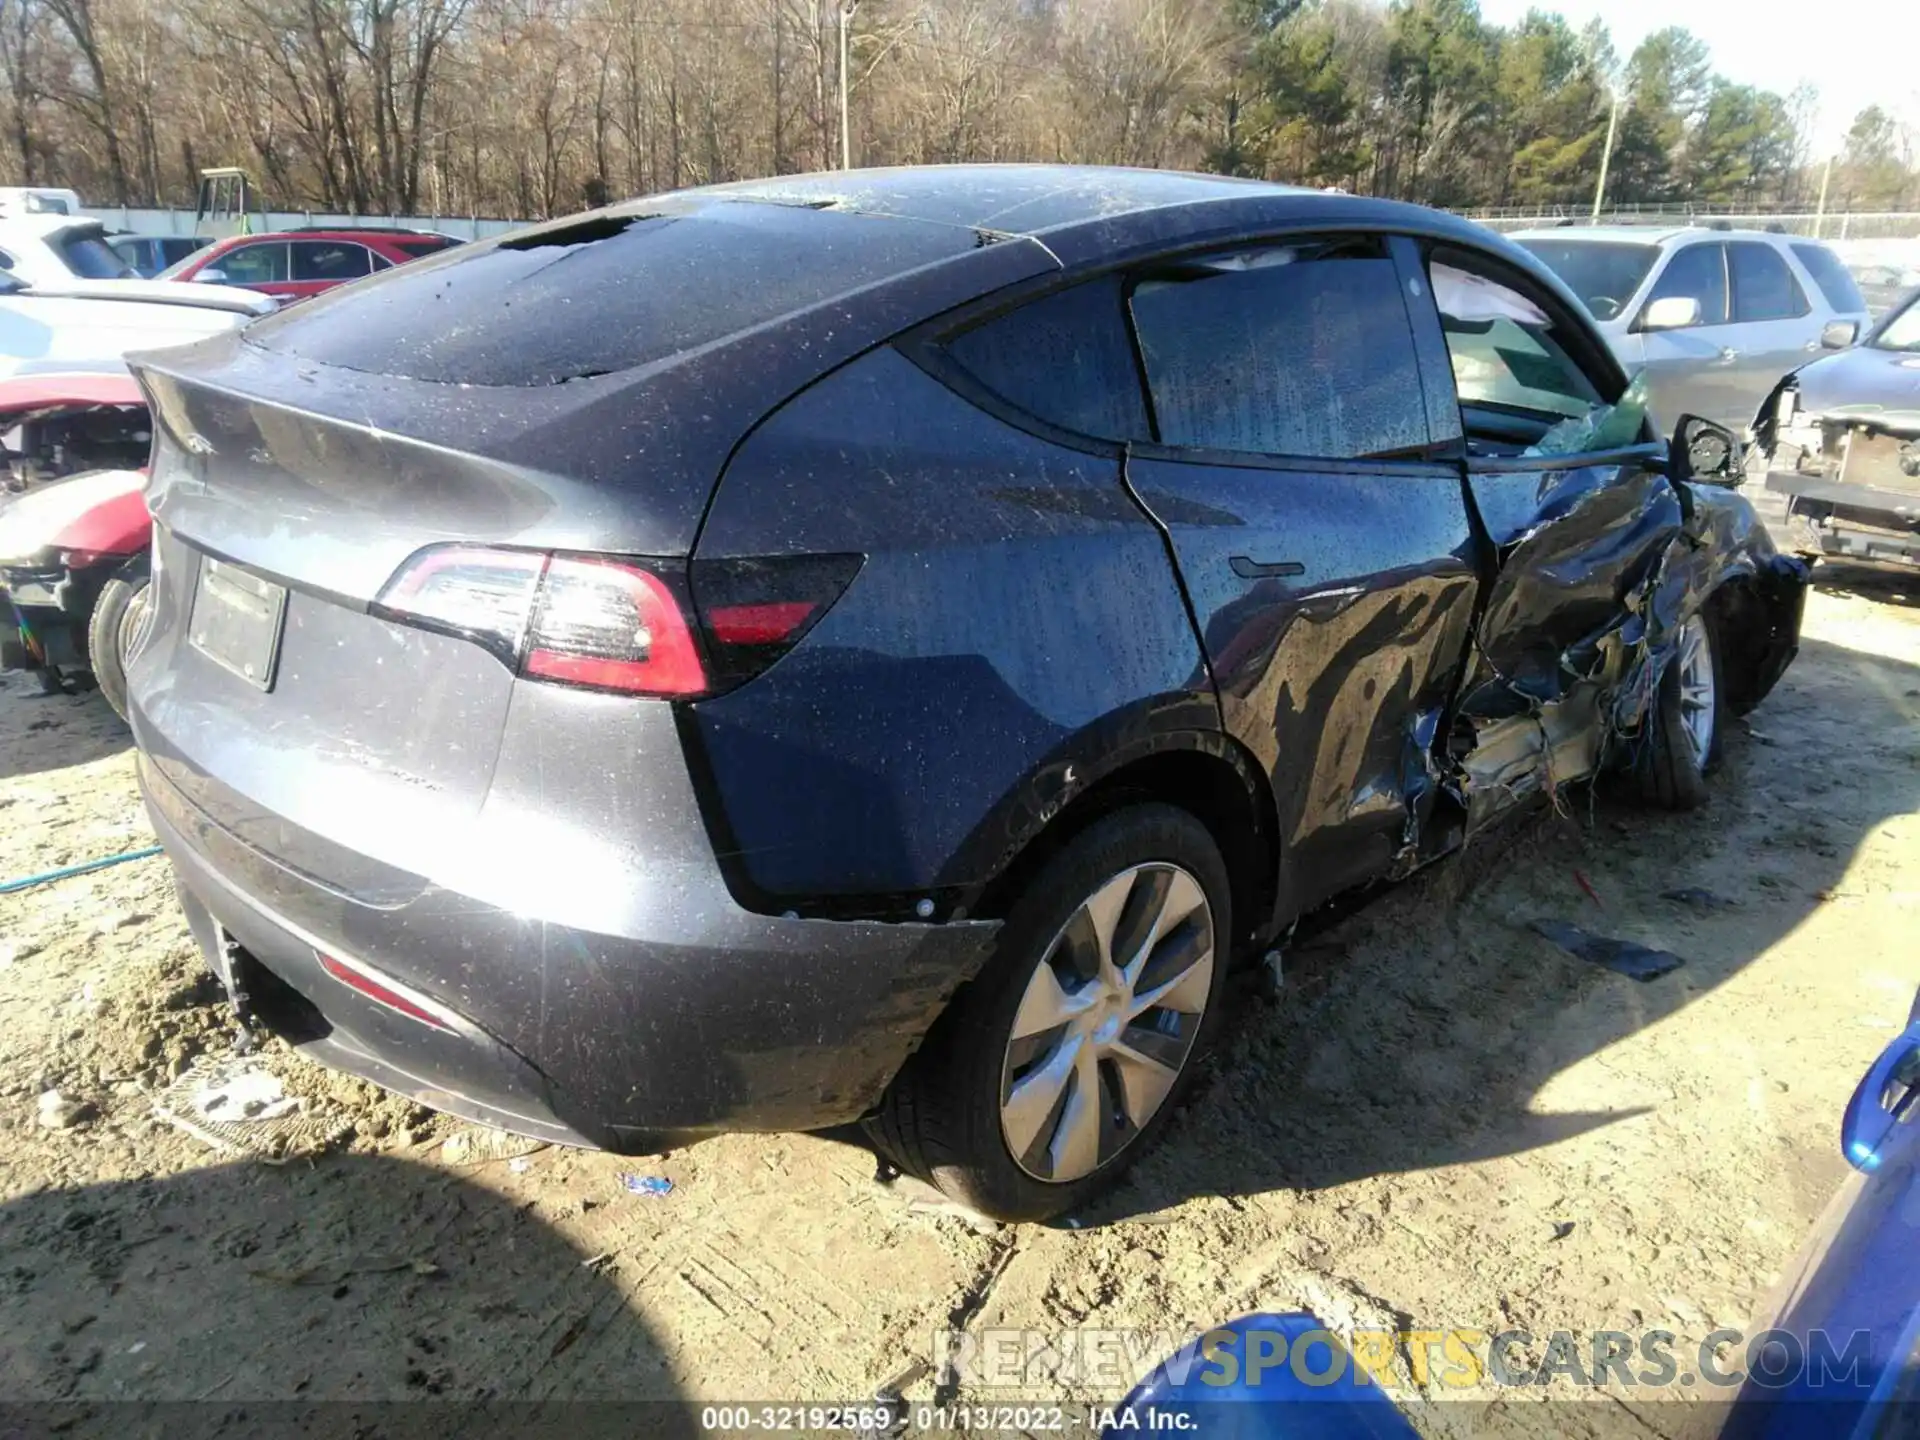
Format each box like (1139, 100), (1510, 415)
(1, 570), (1916, 1437)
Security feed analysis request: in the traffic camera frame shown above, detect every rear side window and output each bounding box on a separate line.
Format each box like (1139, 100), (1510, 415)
(217, 242), (290, 285)
(1729, 242), (1809, 322)
(291, 241), (373, 282)
(1791, 243), (1866, 314)
(393, 237), (458, 258)
(1644, 244), (1728, 326)
(1128, 238), (1429, 460)
(942, 276), (1149, 441)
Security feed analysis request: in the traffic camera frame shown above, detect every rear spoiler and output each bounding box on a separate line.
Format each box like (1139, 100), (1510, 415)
(14, 278), (276, 317)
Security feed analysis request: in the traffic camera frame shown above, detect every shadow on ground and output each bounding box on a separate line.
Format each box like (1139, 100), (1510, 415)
(1812, 562), (1920, 610)
(0, 677), (129, 781)
(0, 1154), (684, 1436)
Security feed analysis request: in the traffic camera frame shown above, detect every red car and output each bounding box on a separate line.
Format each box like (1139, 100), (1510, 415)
(158, 227), (461, 302)
(0, 371), (152, 715)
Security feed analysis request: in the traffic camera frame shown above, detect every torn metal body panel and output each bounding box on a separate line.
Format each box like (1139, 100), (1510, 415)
(1438, 456), (1799, 840)
(1749, 290), (1920, 569)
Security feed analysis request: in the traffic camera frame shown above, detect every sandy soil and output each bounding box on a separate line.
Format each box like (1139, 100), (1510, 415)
(1, 571), (1916, 1436)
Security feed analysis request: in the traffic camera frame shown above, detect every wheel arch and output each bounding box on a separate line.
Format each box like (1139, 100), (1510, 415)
(961, 728), (1281, 960)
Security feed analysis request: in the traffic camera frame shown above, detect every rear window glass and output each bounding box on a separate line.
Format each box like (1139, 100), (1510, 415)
(1729, 242), (1809, 322)
(248, 203), (979, 386)
(56, 228), (135, 279)
(1128, 238), (1429, 460)
(393, 237), (458, 258)
(1791, 243), (1866, 314)
(943, 276), (1149, 441)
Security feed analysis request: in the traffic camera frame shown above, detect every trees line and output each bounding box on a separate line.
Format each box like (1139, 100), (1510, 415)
(1, 0), (1913, 222)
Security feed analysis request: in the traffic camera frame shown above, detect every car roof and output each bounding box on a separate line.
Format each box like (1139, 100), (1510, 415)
(1510, 224), (1829, 248)
(0, 214), (107, 240)
(693, 164), (1303, 235)
(139, 165), (1595, 554)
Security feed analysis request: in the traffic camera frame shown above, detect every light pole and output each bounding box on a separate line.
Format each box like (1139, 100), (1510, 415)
(839, 1), (857, 170)
(1813, 153), (1834, 237)
(1591, 93), (1621, 223)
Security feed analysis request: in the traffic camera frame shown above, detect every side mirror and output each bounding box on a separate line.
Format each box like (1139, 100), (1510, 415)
(1669, 414), (1739, 485)
(1640, 295), (1702, 332)
(194, 268), (229, 284)
(1821, 320), (1859, 349)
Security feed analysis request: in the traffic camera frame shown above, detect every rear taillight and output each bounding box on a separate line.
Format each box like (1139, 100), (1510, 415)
(371, 545), (545, 667)
(373, 546), (860, 697)
(525, 556), (705, 696)
(691, 554), (863, 691)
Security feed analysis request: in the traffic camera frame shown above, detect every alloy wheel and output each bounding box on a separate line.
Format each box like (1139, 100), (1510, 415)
(998, 862), (1215, 1184)
(1676, 613), (1716, 772)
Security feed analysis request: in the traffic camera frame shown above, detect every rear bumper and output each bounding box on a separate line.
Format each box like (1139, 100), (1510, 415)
(1765, 468), (1920, 568)
(1, 559), (112, 667)
(137, 719), (1000, 1150)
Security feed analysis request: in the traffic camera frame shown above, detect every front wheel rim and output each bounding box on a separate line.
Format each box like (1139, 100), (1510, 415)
(1676, 613), (1716, 772)
(999, 862), (1215, 1184)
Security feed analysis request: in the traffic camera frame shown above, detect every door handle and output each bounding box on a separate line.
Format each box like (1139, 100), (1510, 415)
(1229, 556), (1306, 580)
(1717, 347), (1738, 363)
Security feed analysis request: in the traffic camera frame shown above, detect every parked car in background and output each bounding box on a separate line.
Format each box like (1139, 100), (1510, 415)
(0, 213), (138, 285)
(110, 233), (212, 278)
(1850, 265), (1920, 319)
(1747, 285), (1920, 571)
(127, 169), (1804, 1222)
(0, 272), (274, 379)
(0, 372), (152, 704)
(161, 227), (462, 301)
(1514, 226), (1870, 434)
(0, 186), (84, 219)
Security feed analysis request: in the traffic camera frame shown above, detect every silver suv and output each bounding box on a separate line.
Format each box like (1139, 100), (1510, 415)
(1512, 226), (1870, 434)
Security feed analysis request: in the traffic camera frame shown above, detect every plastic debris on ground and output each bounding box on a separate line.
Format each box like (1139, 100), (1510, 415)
(621, 1174), (673, 1198)
(873, 1172), (1000, 1234)
(36, 1089), (90, 1130)
(151, 1056), (337, 1160)
(440, 1126), (547, 1166)
(1531, 920), (1685, 982)
(191, 1063), (300, 1123)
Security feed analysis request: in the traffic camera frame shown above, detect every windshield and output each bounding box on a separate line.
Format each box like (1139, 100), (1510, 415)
(1515, 239), (1660, 322)
(1871, 291), (1920, 351)
(54, 227), (136, 279)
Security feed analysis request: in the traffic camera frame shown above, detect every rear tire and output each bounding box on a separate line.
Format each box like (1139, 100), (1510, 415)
(87, 570), (149, 725)
(869, 804), (1231, 1222)
(1628, 609), (1721, 810)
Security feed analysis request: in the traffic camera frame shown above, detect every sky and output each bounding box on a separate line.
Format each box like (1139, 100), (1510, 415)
(1477, 0), (1918, 158)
